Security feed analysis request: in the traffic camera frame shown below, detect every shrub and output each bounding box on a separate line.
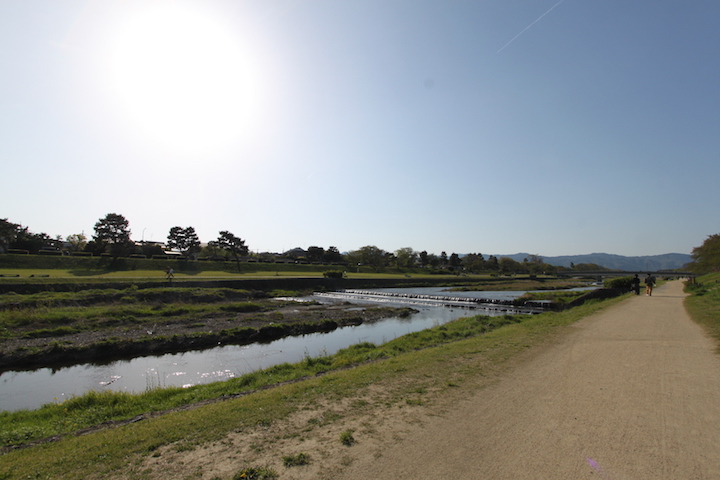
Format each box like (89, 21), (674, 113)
(232, 466), (278, 480)
(282, 452), (310, 467)
(323, 270), (344, 279)
(604, 276), (633, 291)
(340, 429), (356, 446)
(38, 250), (62, 256)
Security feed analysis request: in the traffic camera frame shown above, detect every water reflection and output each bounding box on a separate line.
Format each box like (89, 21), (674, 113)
(0, 286), (582, 412)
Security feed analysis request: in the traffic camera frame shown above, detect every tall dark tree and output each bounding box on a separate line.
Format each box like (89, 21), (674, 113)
(419, 250), (429, 268)
(463, 253), (486, 273)
(209, 231), (248, 271)
(449, 253), (462, 269)
(440, 251), (448, 268)
(487, 255), (499, 272)
(323, 246), (344, 264)
(0, 218), (20, 253)
(167, 226), (201, 258)
(93, 213), (133, 257)
(427, 253), (441, 269)
(306, 246), (325, 263)
(689, 234), (720, 274)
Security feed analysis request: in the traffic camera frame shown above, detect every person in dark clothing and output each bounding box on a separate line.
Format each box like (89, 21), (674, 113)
(631, 274), (641, 295)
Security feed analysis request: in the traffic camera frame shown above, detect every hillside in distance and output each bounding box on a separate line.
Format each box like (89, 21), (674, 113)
(495, 253), (692, 271)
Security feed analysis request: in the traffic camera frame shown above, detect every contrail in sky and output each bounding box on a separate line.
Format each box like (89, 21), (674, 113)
(496, 0), (567, 54)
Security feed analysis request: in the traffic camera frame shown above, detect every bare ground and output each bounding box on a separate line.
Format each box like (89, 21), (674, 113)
(122, 281), (720, 479)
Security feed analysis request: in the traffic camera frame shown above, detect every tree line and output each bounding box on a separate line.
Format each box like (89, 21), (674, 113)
(4, 213), (687, 274)
(0, 214), (251, 267)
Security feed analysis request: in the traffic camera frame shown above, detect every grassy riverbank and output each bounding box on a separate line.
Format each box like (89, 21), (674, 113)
(0, 274), (588, 371)
(0, 312), (525, 449)
(0, 291), (631, 479)
(684, 272), (720, 348)
(0, 284), (419, 372)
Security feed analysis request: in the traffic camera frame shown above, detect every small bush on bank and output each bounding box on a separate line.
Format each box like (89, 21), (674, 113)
(282, 452), (310, 467)
(340, 429), (356, 446)
(232, 466), (279, 480)
(604, 276), (633, 291)
(685, 272), (720, 343)
(323, 270), (344, 279)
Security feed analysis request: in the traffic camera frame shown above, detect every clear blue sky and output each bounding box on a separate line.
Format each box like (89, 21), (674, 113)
(2, 0), (718, 257)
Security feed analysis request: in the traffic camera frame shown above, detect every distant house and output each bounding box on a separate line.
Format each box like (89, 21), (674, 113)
(136, 240), (167, 258)
(135, 240), (166, 248)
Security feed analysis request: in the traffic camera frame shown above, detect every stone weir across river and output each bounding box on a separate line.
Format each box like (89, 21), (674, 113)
(316, 289), (549, 314)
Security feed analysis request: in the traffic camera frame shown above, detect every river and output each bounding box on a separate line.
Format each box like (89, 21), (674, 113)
(0, 286), (579, 412)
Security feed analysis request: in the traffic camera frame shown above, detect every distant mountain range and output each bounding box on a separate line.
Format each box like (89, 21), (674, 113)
(494, 253), (692, 271)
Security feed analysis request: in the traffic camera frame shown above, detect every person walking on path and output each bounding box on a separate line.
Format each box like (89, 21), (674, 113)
(334, 280), (720, 480)
(645, 272), (655, 295)
(631, 274), (641, 295)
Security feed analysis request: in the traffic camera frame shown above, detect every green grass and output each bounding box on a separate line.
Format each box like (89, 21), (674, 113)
(684, 272), (720, 350)
(0, 295), (627, 479)
(339, 429), (356, 446)
(0, 313), (527, 448)
(515, 290), (587, 304)
(231, 466), (279, 479)
(0, 287), (263, 336)
(282, 452), (311, 467)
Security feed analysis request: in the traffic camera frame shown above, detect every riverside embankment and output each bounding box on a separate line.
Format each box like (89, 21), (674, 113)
(336, 280), (720, 479)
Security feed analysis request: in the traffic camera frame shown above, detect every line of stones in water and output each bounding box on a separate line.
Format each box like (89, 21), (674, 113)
(317, 289), (548, 314)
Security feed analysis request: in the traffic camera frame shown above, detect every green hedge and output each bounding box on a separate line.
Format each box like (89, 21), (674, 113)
(604, 276), (633, 291)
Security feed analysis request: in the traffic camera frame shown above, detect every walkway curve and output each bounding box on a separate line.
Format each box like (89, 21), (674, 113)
(336, 280), (720, 479)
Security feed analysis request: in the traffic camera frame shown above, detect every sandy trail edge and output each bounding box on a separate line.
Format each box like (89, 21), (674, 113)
(336, 280), (720, 479)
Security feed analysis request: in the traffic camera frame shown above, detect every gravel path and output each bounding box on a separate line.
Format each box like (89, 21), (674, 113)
(336, 280), (720, 479)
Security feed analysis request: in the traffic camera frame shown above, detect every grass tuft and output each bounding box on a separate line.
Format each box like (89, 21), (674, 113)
(282, 452), (311, 467)
(340, 429), (356, 446)
(232, 466), (279, 479)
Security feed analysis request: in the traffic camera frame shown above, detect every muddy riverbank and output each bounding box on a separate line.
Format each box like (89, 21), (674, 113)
(0, 287), (415, 372)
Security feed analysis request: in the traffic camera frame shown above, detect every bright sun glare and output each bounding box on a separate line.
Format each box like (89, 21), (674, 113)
(111, 6), (254, 152)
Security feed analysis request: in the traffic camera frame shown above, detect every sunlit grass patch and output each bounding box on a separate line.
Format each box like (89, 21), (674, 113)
(685, 272), (720, 349)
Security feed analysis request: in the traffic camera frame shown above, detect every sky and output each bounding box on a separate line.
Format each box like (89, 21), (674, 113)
(1, 0), (718, 258)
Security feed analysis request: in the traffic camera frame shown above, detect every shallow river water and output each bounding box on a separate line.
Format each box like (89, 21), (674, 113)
(0, 287), (576, 412)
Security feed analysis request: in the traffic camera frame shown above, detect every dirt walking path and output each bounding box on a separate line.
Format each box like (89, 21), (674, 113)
(335, 281), (720, 479)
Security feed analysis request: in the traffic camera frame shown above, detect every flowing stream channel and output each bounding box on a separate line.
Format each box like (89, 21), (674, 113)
(0, 286), (582, 412)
